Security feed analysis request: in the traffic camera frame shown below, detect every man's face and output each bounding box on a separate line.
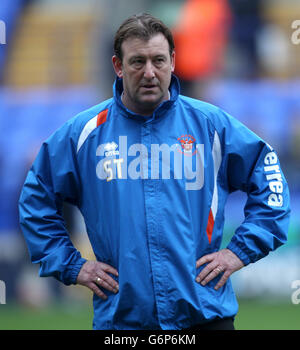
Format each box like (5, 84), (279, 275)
(112, 33), (175, 116)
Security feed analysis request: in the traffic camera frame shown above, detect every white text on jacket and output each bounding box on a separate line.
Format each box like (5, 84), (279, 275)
(264, 151), (283, 207)
(96, 136), (204, 191)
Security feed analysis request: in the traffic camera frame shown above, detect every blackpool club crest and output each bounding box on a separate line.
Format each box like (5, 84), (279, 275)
(177, 134), (197, 155)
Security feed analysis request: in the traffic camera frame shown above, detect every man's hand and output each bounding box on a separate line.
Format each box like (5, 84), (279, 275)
(76, 260), (119, 300)
(195, 249), (244, 290)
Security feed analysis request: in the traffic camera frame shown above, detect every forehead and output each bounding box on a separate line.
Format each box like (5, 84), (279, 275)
(121, 33), (170, 59)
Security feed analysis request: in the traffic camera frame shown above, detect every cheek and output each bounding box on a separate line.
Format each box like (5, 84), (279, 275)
(122, 74), (139, 95)
(128, 72), (142, 85)
(160, 71), (172, 88)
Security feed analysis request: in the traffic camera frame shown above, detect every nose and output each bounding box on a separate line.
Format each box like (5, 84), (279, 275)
(143, 61), (155, 80)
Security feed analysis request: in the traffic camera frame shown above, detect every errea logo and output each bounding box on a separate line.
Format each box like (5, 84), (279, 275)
(264, 146), (284, 207)
(0, 20), (6, 45)
(104, 142), (119, 157)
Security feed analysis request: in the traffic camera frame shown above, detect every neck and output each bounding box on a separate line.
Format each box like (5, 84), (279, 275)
(121, 91), (171, 116)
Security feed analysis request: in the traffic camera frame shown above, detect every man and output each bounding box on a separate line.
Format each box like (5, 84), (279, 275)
(19, 13), (290, 330)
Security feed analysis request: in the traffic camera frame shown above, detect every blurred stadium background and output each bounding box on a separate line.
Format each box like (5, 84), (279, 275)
(0, 0), (299, 330)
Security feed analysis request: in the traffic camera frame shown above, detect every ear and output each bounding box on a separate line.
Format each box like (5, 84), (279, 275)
(112, 55), (123, 78)
(171, 51), (175, 73)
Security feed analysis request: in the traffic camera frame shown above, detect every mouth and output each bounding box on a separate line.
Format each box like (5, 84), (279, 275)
(142, 84), (156, 88)
(140, 84), (159, 93)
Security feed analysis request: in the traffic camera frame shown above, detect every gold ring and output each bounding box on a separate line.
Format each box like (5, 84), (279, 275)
(96, 277), (102, 283)
(214, 267), (222, 274)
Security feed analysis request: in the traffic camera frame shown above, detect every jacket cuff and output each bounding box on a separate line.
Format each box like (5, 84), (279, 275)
(226, 239), (252, 266)
(62, 257), (87, 285)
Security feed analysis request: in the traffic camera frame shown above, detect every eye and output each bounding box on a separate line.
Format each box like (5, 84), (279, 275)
(134, 59), (143, 64)
(154, 57), (166, 67)
(131, 58), (144, 68)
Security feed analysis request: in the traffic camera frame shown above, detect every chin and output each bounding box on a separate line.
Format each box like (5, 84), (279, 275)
(139, 93), (163, 106)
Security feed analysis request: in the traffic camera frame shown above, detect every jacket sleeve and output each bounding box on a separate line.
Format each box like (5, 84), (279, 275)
(215, 110), (291, 266)
(19, 122), (86, 285)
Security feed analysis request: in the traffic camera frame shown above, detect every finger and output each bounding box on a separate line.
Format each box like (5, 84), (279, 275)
(197, 266), (222, 286)
(214, 270), (231, 290)
(100, 263), (119, 277)
(196, 253), (216, 268)
(196, 261), (218, 283)
(97, 269), (119, 289)
(95, 275), (119, 293)
(88, 282), (108, 300)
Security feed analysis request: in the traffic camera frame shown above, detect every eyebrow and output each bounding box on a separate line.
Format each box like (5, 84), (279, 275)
(128, 54), (167, 62)
(129, 55), (145, 62)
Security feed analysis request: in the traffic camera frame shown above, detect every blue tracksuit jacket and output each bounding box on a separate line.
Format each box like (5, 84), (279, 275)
(19, 75), (290, 330)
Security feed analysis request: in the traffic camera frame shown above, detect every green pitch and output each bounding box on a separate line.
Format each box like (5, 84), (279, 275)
(235, 299), (300, 330)
(0, 299), (299, 330)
